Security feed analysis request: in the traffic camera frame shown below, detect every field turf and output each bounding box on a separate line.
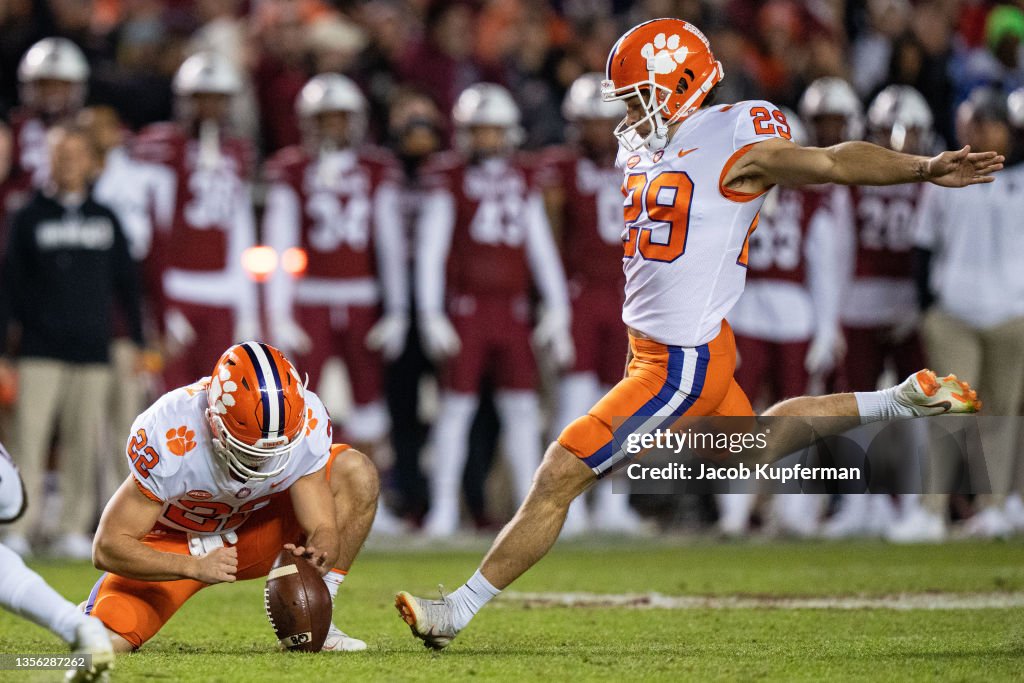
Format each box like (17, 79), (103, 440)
(2, 539), (1023, 682)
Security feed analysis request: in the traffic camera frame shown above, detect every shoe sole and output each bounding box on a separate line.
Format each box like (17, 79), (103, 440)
(394, 592), (449, 650)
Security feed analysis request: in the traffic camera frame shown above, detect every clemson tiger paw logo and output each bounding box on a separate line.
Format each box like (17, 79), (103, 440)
(641, 33), (689, 75)
(209, 366), (238, 415)
(304, 408), (318, 436)
(166, 426), (197, 456)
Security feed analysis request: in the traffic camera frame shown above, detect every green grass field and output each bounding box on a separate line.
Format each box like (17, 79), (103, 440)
(3, 539), (1023, 682)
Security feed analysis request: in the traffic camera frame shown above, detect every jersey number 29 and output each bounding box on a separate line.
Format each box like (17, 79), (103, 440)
(622, 172), (694, 262)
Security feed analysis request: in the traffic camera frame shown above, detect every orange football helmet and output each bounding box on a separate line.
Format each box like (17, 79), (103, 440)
(602, 18), (724, 151)
(206, 342), (308, 480)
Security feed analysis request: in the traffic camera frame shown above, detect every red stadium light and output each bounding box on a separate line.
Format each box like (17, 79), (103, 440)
(281, 247), (308, 277)
(241, 245), (278, 282)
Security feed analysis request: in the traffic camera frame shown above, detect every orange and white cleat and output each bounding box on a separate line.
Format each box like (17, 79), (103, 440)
(894, 370), (981, 416)
(395, 589), (459, 650)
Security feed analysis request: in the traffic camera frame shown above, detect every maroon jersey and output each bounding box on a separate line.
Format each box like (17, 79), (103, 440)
(848, 184), (921, 278)
(744, 187), (828, 284)
(263, 145), (401, 280)
(421, 152), (538, 297)
(1, 110), (49, 223)
(132, 122), (254, 273)
(537, 146), (624, 286)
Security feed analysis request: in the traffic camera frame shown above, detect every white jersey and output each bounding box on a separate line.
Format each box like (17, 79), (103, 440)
(617, 100), (791, 347)
(913, 163), (1024, 328)
(93, 146), (164, 261)
(727, 186), (841, 343)
(126, 381), (334, 535)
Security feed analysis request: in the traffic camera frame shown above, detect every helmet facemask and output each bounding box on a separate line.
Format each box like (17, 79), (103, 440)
(205, 354), (310, 482)
(206, 407), (307, 481)
(602, 62), (722, 152)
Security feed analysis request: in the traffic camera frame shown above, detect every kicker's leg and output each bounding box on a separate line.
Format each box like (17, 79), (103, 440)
(395, 441), (594, 648)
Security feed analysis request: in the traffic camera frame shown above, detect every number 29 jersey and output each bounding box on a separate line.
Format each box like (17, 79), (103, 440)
(618, 100), (792, 348)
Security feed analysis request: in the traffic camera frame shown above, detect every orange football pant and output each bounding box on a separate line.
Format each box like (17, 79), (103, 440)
(558, 321), (753, 478)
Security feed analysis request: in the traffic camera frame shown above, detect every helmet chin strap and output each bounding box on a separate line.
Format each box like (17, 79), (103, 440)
(647, 114), (670, 151)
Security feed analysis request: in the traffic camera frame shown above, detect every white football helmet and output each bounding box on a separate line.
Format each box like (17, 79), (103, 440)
(452, 83), (524, 151)
(296, 73), (367, 146)
(172, 51), (242, 96)
(799, 77), (864, 141)
(1008, 88), (1024, 128)
(17, 37), (89, 115)
(867, 85), (934, 153)
(563, 72), (624, 122)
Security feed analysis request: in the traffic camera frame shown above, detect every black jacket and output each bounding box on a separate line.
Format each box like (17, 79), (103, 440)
(0, 189), (143, 364)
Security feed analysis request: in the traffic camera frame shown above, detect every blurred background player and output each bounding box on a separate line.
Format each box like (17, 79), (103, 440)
(792, 76), (889, 539)
(0, 124), (143, 558)
(0, 440), (114, 682)
(79, 105), (165, 509)
(0, 38), (89, 224)
(827, 85), (936, 539)
(263, 72), (407, 531)
(381, 90), (453, 526)
(901, 87), (1024, 541)
(133, 51), (260, 390)
(722, 107), (841, 538)
(415, 83), (572, 537)
(540, 73), (645, 536)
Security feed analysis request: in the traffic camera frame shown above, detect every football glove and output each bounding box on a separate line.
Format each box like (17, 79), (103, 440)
(365, 313), (409, 360)
(164, 308), (197, 356)
(421, 314), (461, 361)
(532, 307), (575, 369)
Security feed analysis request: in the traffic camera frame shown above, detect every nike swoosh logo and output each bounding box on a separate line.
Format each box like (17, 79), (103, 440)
(678, 147), (698, 158)
(270, 478), (292, 489)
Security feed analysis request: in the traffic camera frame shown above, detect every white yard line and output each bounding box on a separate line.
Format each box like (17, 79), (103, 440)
(500, 591), (1024, 610)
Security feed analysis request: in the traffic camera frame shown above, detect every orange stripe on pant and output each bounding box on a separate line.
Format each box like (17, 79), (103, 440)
(86, 444), (350, 649)
(558, 321), (753, 477)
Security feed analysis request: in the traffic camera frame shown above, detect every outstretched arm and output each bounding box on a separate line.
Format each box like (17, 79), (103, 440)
(729, 138), (1004, 192)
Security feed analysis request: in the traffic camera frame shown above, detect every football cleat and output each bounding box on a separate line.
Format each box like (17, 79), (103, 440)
(395, 589), (460, 650)
(322, 624), (367, 652)
(894, 370), (981, 416)
(65, 617), (114, 682)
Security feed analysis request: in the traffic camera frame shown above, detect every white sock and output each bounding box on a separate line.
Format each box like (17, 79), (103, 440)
(0, 543), (86, 643)
(854, 386), (915, 422)
(447, 569), (501, 631)
(323, 568), (346, 603)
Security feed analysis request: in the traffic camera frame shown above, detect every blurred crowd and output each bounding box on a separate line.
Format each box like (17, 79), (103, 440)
(1, 0), (1024, 557)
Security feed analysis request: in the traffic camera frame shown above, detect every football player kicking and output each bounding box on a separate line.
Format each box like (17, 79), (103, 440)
(85, 342), (379, 653)
(0, 441), (114, 681)
(395, 17), (1000, 649)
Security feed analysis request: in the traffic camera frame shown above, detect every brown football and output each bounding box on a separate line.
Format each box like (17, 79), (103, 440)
(264, 549), (332, 652)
